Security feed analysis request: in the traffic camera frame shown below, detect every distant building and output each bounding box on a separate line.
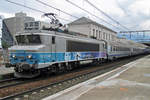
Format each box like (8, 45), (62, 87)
(68, 17), (117, 41)
(2, 12), (35, 47)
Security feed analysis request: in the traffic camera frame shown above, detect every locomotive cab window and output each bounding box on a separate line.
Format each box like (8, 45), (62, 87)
(16, 35), (41, 45)
(27, 35), (41, 44)
(16, 35), (27, 45)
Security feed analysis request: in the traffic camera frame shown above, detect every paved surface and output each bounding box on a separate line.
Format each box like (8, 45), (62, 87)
(43, 55), (150, 100)
(0, 65), (14, 75)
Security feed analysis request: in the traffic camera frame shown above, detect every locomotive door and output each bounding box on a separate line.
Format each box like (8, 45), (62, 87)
(51, 36), (56, 61)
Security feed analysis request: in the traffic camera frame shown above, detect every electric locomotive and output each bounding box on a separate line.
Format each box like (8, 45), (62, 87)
(6, 31), (107, 78)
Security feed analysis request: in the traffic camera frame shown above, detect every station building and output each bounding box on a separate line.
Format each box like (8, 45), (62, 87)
(68, 17), (117, 41)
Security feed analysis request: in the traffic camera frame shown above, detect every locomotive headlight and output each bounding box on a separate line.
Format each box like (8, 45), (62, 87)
(27, 55), (32, 59)
(12, 54), (16, 58)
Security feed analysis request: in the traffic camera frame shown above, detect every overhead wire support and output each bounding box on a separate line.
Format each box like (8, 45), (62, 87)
(120, 30), (150, 33)
(66, 0), (121, 30)
(85, 0), (130, 30)
(36, 0), (79, 19)
(5, 0), (71, 22)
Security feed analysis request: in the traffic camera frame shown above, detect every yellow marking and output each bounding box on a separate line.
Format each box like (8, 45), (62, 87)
(120, 88), (128, 91)
(99, 86), (105, 89)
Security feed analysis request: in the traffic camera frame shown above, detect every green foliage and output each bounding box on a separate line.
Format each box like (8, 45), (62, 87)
(2, 40), (10, 49)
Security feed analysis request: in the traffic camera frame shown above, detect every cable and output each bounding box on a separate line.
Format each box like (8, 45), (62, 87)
(66, 0), (122, 30)
(85, 0), (130, 30)
(36, 0), (79, 19)
(5, 0), (72, 22)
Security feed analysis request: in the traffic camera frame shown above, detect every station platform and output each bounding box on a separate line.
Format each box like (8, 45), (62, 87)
(0, 65), (14, 76)
(43, 55), (150, 100)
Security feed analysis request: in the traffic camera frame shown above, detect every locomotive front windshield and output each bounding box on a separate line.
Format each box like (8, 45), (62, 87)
(16, 35), (41, 45)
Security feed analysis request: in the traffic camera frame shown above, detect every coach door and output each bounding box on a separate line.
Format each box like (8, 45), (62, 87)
(51, 36), (56, 61)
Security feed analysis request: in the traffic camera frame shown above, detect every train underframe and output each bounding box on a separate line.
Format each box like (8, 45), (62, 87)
(12, 58), (105, 78)
(8, 53), (145, 78)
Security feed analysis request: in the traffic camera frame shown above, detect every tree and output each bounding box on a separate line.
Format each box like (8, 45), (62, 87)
(2, 40), (10, 49)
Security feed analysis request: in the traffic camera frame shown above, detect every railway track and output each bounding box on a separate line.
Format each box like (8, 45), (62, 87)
(0, 55), (146, 100)
(0, 78), (21, 89)
(0, 79), (30, 90)
(0, 78), (18, 83)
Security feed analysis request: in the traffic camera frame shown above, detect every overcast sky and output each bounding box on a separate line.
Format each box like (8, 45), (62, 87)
(0, 0), (150, 33)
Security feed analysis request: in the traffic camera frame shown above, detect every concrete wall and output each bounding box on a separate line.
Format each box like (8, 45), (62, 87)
(68, 24), (91, 37)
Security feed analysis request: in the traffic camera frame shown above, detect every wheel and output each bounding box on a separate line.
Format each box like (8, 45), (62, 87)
(51, 65), (57, 73)
(66, 63), (73, 71)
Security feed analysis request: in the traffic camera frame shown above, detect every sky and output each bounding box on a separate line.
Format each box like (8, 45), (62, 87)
(0, 0), (150, 42)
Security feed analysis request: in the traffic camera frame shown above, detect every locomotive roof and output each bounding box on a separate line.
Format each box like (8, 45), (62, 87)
(15, 32), (106, 44)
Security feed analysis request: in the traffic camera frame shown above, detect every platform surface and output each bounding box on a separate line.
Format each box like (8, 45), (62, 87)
(43, 55), (150, 100)
(0, 65), (14, 75)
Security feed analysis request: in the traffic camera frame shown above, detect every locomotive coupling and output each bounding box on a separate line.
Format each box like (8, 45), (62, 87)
(16, 62), (38, 71)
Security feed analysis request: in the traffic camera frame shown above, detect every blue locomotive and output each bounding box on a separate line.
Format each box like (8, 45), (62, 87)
(6, 31), (107, 78)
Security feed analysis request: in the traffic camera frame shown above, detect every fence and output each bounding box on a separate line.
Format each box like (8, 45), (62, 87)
(0, 49), (9, 66)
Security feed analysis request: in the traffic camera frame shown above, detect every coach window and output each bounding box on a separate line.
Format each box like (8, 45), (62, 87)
(100, 44), (103, 51)
(110, 46), (112, 52)
(102, 44), (105, 51)
(35, 22), (39, 26)
(52, 36), (55, 44)
(113, 46), (116, 52)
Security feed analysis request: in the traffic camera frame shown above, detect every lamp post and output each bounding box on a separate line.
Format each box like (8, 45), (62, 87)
(0, 15), (2, 49)
(0, 15), (3, 65)
(0, 15), (3, 48)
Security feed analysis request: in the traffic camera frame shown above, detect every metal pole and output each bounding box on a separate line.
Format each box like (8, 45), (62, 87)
(0, 16), (2, 48)
(130, 32), (131, 39)
(143, 31), (145, 38)
(0, 16), (4, 65)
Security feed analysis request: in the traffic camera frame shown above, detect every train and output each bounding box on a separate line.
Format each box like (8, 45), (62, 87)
(5, 29), (148, 78)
